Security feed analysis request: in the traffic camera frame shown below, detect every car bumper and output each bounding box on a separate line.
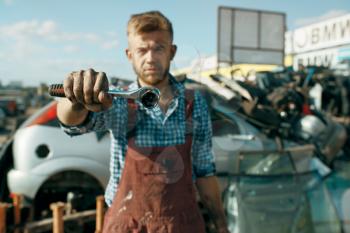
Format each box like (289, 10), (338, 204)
(7, 169), (47, 200)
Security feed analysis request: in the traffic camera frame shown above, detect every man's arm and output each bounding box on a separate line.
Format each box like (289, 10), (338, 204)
(57, 99), (89, 126)
(191, 91), (229, 233)
(196, 176), (229, 233)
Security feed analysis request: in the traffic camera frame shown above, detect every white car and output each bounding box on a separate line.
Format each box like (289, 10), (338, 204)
(7, 100), (110, 219)
(6, 84), (280, 220)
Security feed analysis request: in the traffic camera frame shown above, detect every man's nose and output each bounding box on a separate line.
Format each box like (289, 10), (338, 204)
(145, 50), (157, 62)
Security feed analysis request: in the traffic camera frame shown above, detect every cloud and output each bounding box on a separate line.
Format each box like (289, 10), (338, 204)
(102, 40), (119, 49)
(63, 45), (80, 53)
(0, 19), (119, 46)
(37, 20), (57, 36)
(0, 19), (120, 59)
(0, 19), (122, 85)
(0, 20), (53, 60)
(106, 31), (118, 37)
(0, 20), (49, 39)
(3, 0), (14, 5)
(294, 9), (349, 27)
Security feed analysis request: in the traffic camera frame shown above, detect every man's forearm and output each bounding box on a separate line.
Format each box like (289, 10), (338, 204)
(195, 176), (229, 233)
(57, 98), (89, 126)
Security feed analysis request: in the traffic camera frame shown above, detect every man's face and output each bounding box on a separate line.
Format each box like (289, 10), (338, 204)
(126, 30), (176, 86)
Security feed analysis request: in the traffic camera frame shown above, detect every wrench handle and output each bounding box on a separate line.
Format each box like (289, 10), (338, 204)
(49, 84), (65, 97)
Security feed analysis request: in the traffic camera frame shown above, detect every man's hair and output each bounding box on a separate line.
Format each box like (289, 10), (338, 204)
(127, 11), (173, 41)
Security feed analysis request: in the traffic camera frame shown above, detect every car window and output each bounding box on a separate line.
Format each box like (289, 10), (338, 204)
(211, 109), (240, 136)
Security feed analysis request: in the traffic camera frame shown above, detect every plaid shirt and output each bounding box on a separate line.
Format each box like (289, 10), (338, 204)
(61, 75), (215, 206)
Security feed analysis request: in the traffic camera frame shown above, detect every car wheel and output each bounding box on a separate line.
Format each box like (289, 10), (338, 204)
(0, 140), (13, 203)
(33, 171), (104, 221)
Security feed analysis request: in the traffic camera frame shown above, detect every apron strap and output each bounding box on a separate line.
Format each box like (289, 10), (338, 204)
(184, 89), (195, 135)
(126, 99), (138, 139)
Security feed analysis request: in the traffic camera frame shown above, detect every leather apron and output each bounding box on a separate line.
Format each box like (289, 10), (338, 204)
(102, 90), (206, 233)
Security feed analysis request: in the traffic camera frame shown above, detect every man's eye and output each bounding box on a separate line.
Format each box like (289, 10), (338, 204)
(154, 46), (165, 53)
(137, 48), (147, 54)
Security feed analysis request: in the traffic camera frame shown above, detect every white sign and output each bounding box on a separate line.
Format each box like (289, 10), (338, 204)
(293, 48), (338, 70)
(285, 31), (294, 54)
(293, 46), (350, 69)
(218, 7), (285, 65)
(292, 14), (350, 53)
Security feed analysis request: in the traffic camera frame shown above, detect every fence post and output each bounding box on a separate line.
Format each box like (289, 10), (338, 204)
(95, 195), (105, 233)
(12, 193), (21, 233)
(50, 202), (65, 233)
(0, 203), (9, 233)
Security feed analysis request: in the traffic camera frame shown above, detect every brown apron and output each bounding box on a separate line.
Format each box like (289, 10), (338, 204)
(102, 90), (206, 233)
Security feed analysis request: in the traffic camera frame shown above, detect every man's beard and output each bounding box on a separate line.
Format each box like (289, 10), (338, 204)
(133, 65), (170, 86)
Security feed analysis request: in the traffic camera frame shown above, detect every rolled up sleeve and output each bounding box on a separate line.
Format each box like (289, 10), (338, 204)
(60, 105), (114, 136)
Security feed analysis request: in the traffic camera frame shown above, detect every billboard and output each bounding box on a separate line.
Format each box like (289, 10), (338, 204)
(285, 13), (350, 69)
(292, 14), (350, 53)
(218, 7), (286, 66)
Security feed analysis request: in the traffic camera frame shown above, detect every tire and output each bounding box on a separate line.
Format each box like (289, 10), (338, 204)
(0, 140), (13, 203)
(33, 171), (104, 220)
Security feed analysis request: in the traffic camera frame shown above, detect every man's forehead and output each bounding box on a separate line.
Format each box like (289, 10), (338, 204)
(128, 30), (172, 45)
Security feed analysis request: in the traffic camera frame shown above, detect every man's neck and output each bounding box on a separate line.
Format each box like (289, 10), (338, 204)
(138, 75), (174, 113)
(138, 75), (173, 99)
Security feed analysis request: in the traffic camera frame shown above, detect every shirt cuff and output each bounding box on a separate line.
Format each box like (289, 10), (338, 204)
(193, 163), (216, 178)
(59, 111), (96, 136)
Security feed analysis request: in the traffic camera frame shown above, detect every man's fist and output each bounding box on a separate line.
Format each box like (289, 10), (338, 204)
(64, 68), (112, 112)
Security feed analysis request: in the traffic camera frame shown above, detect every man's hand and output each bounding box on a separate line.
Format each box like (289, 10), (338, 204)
(57, 68), (113, 126)
(217, 226), (230, 233)
(63, 68), (112, 112)
(195, 176), (229, 233)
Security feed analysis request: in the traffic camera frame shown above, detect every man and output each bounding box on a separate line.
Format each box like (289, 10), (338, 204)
(57, 11), (229, 233)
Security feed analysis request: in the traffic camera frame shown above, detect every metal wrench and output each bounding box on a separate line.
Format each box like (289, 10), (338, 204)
(48, 84), (160, 109)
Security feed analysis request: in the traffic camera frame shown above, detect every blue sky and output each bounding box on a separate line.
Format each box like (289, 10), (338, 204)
(1, 0), (350, 86)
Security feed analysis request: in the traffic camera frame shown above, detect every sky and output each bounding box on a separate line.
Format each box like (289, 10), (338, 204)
(1, 0), (350, 86)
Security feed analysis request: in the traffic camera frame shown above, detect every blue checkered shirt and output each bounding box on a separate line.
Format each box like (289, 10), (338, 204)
(61, 75), (215, 206)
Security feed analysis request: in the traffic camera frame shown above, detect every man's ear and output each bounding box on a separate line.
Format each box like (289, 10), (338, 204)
(125, 48), (132, 61)
(170, 45), (177, 60)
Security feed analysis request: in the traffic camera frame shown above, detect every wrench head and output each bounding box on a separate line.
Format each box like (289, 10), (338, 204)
(140, 88), (160, 109)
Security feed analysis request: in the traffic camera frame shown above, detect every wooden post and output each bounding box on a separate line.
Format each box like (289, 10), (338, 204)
(0, 203), (9, 233)
(95, 196), (105, 233)
(12, 193), (21, 233)
(50, 202), (65, 233)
